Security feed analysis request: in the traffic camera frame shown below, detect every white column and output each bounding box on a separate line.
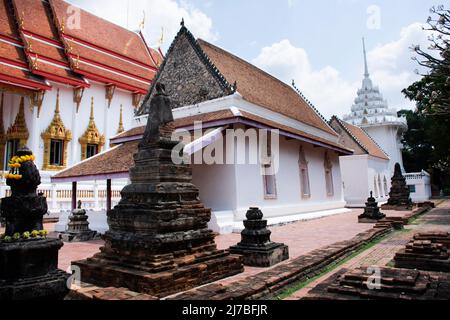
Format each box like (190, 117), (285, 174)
(94, 180), (99, 210)
(103, 100), (110, 151)
(29, 105), (40, 154)
(70, 102), (78, 166)
(51, 183), (58, 212)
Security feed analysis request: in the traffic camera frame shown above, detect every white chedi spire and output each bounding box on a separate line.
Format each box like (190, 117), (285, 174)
(343, 38), (407, 129)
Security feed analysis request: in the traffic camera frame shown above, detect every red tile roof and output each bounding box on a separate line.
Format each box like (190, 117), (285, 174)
(11, 0), (87, 87)
(53, 141), (139, 180)
(197, 39), (337, 137)
(0, 0), (51, 90)
(0, 0), (162, 93)
(333, 117), (389, 160)
(111, 110), (351, 153)
(239, 111), (352, 154)
(51, 0), (161, 93)
(111, 110), (235, 143)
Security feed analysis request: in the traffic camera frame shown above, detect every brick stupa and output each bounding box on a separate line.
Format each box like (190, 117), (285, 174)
(73, 84), (243, 298)
(382, 163), (413, 210)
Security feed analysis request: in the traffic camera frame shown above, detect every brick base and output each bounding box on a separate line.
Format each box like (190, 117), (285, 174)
(230, 243), (289, 267)
(73, 251), (243, 298)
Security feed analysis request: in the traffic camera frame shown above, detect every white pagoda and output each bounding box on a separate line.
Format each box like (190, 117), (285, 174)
(342, 39), (431, 203)
(343, 39), (408, 173)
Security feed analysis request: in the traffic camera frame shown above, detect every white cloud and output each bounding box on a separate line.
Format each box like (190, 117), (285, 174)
(252, 39), (358, 119)
(251, 22), (432, 119)
(71, 0), (218, 51)
(367, 23), (431, 109)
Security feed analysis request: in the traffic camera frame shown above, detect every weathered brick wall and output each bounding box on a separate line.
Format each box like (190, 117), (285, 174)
(140, 34), (229, 114)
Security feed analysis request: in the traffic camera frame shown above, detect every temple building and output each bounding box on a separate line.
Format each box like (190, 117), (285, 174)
(0, 0), (163, 212)
(338, 39), (431, 204)
(52, 24), (354, 234)
(330, 116), (391, 207)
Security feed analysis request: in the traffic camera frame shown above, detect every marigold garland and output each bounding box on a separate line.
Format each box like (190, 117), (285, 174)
(4, 154), (36, 180)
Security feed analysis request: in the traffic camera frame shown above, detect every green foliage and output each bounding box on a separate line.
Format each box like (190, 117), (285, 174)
(401, 6), (450, 190)
(402, 6), (450, 117)
(444, 187), (450, 196)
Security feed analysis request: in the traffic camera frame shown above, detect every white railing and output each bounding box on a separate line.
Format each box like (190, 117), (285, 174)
(404, 170), (430, 181)
(0, 182), (123, 213)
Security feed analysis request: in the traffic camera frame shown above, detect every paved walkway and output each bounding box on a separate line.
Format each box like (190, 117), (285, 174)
(285, 200), (450, 300)
(45, 207), (412, 276)
(0, 206), (418, 280)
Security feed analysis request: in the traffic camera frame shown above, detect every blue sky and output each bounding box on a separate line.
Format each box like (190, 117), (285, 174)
(70, 0), (442, 118)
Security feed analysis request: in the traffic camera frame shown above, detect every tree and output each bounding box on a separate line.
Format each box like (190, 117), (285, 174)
(401, 6), (450, 192)
(403, 6), (450, 116)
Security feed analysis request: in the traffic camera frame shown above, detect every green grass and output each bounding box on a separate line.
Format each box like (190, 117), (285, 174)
(274, 233), (391, 300)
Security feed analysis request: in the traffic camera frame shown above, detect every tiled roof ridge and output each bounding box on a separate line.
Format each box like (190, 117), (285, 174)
(360, 125), (390, 159)
(332, 116), (389, 160)
(55, 143), (121, 177)
(137, 23), (236, 116)
(291, 80), (336, 135)
(49, 0), (145, 64)
(331, 116), (369, 155)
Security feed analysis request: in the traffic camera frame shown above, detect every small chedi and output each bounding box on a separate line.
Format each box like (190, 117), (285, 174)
(59, 200), (97, 242)
(0, 147), (69, 300)
(73, 84), (243, 298)
(230, 207), (289, 267)
(394, 232), (450, 272)
(382, 163), (413, 210)
(358, 191), (386, 223)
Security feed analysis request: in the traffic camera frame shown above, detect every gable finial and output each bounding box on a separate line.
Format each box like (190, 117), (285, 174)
(362, 37), (369, 78)
(180, 18), (185, 27)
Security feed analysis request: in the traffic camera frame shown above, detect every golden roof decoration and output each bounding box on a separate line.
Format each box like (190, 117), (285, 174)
(79, 97), (105, 160)
(41, 89), (72, 141)
(117, 104), (124, 134)
(6, 96), (29, 144)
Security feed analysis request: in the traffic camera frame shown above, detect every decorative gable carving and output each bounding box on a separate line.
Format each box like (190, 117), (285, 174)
(6, 96), (29, 145)
(41, 90), (72, 171)
(79, 97), (105, 160)
(137, 24), (235, 116)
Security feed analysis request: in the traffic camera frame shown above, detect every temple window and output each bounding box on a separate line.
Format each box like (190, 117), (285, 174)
(5, 96), (29, 169)
(378, 175), (383, 198)
(79, 97), (105, 161)
(374, 177), (379, 198)
(324, 152), (334, 197)
(5, 139), (19, 170)
(49, 139), (64, 166)
(263, 165), (277, 199)
(383, 176), (389, 196)
(41, 90), (72, 171)
(86, 144), (98, 159)
(298, 146), (311, 198)
(261, 134), (277, 199)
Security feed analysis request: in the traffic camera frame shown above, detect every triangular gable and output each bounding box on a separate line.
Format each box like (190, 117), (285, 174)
(330, 116), (389, 160)
(137, 22), (235, 115)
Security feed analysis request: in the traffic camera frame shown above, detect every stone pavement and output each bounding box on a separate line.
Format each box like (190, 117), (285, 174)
(42, 207), (413, 281)
(285, 200), (450, 300)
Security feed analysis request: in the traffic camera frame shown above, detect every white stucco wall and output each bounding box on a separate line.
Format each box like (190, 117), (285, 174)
(340, 154), (390, 207)
(363, 125), (404, 173)
(1, 82), (136, 178)
(191, 128), (349, 234)
(405, 172), (432, 203)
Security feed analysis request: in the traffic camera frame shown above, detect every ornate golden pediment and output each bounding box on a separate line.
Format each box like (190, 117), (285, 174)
(41, 90), (72, 171)
(6, 96), (29, 145)
(79, 97), (105, 160)
(117, 104), (124, 134)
